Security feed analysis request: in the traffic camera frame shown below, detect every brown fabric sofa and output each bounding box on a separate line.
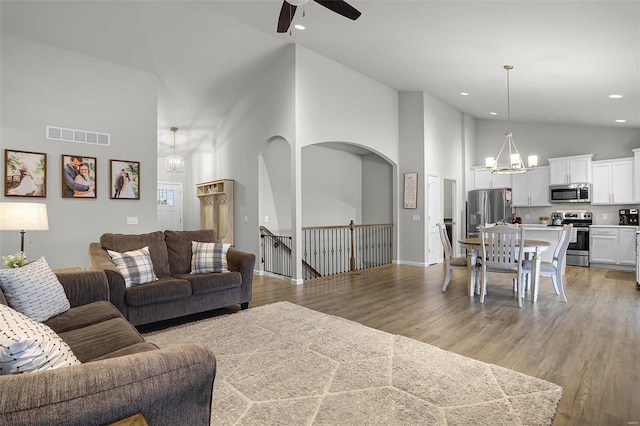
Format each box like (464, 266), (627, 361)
(0, 270), (216, 426)
(89, 229), (255, 326)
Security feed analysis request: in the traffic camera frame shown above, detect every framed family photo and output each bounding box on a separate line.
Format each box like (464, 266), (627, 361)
(62, 154), (97, 198)
(110, 159), (140, 200)
(4, 149), (47, 197)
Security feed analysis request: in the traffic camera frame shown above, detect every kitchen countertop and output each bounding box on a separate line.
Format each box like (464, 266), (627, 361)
(521, 224), (561, 229)
(589, 225), (639, 229)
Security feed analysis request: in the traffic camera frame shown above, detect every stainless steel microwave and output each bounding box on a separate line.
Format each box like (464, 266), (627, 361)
(549, 183), (591, 203)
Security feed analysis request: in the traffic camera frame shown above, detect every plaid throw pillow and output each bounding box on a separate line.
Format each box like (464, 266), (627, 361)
(107, 246), (157, 287)
(191, 241), (231, 274)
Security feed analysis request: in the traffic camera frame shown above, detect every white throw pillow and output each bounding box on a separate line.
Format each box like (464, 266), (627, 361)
(107, 246), (157, 287)
(0, 257), (71, 322)
(191, 241), (231, 274)
(0, 304), (81, 374)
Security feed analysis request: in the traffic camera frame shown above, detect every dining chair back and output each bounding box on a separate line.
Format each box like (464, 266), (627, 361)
(437, 223), (474, 292)
(522, 224), (572, 303)
(479, 224), (525, 307)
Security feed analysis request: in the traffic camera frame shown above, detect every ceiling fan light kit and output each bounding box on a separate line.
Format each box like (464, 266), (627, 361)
(486, 65), (538, 174)
(277, 0), (361, 34)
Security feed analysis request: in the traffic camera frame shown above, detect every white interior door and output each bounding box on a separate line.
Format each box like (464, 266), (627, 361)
(157, 182), (183, 231)
(427, 173), (440, 265)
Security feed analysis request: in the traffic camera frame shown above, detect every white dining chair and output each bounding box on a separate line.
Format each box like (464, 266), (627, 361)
(437, 223), (479, 293)
(521, 224), (572, 303)
(479, 224), (525, 308)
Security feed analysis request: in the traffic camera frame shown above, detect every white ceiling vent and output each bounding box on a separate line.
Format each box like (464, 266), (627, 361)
(46, 125), (110, 146)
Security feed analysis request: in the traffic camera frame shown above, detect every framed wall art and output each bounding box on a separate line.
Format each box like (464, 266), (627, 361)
(4, 149), (47, 197)
(110, 159), (140, 200)
(403, 172), (418, 209)
(62, 154), (97, 198)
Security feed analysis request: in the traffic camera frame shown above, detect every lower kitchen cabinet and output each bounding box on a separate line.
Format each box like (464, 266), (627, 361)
(589, 226), (638, 269)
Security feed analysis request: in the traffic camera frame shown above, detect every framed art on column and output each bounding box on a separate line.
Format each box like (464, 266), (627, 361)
(403, 172), (418, 209)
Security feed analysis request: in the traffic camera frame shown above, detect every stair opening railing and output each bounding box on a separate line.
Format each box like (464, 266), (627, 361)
(260, 222), (393, 280)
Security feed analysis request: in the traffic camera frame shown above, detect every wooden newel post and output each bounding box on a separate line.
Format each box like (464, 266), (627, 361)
(349, 220), (355, 272)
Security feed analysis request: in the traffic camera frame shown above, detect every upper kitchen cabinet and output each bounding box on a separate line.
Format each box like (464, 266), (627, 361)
(591, 158), (634, 205)
(634, 148), (640, 202)
(512, 166), (551, 207)
(472, 166), (511, 189)
(548, 154), (593, 185)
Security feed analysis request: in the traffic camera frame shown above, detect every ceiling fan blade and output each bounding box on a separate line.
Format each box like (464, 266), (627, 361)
(314, 0), (361, 20)
(277, 1), (297, 33)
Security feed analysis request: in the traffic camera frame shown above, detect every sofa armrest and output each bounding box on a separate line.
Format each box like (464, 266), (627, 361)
(0, 344), (216, 426)
(89, 242), (127, 315)
(226, 248), (255, 304)
(54, 270), (110, 307)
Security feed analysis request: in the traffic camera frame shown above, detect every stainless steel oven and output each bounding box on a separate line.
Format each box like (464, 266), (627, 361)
(549, 183), (591, 203)
(555, 211), (592, 266)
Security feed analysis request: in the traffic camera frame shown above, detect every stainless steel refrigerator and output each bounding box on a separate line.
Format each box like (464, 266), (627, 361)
(466, 188), (513, 237)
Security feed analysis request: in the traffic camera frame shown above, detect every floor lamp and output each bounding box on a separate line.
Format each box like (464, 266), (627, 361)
(0, 202), (49, 253)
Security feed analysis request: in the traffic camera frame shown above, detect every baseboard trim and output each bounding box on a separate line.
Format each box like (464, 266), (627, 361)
(394, 260), (427, 268)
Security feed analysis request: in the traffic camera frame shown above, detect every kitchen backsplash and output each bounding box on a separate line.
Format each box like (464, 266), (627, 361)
(515, 203), (640, 226)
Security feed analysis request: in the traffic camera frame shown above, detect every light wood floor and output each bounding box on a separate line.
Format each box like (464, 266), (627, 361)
(151, 263), (640, 425)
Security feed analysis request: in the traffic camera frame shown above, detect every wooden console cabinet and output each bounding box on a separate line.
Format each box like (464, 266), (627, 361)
(196, 180), (234, 245)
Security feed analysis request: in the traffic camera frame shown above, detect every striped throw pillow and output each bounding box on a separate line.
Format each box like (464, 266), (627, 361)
(0, 304), (81, 374)
(190, 241), (231, 274)
(107, 246), (157, 287)
(0, 257), (70, 322)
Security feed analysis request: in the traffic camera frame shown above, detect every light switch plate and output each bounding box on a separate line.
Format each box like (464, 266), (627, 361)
(126, 217), (138, 225)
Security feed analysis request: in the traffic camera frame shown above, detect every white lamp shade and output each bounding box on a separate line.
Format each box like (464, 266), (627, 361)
(510, 153), (521, 166)
(164, 155), (185, 173)
(528, 155), (538, 167)
(485, 157), (495, 168)
(0, 202), (49, 230)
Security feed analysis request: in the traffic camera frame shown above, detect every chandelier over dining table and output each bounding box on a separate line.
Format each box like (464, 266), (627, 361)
(485, 65), (538, 174)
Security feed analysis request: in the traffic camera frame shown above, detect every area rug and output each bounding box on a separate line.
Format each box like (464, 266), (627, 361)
(144, 302), (562, 425)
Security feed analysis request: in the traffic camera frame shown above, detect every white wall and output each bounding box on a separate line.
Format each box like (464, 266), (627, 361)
(301, 145), (362, 227)
(362, 153), (393, 224)
(1, 35), (158, 269)
(259, 137), (292, 234)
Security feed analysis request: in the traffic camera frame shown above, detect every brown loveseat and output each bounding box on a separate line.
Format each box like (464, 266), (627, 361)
(0, 270), (216, 426)
(89, 229), (255, 326)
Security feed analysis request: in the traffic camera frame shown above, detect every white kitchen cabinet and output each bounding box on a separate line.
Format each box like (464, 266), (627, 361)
(472, 167), (511, 189)
(589, 226), (638, 268)
(633, 148), (640, 202)
(619, 227), (637, 266)
(548, 154), (593, 185)
(591, 158), (633, 204)
(512, 166), (550, 206)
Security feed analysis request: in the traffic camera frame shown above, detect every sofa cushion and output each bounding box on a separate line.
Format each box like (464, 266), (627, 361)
(101, 231), (171, 278)
(91, 341), (159, 362)
(165, 229), (217, 275)
(0, 257), (70, 322)
(45, 301), (122, 334)
(175, 271), (242, 295)
(58, 317), (146, 362)
(125, 277), (192, 307)
(107, 246), (158, 287)
(191, 241), (231, 273)
(0, 304), (81, 374)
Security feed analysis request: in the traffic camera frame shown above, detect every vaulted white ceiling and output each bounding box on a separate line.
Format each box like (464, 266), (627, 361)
(1, 1), (638, 157)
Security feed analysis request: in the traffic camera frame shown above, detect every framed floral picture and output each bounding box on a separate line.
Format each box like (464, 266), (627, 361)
(61, 154), (97, 198)
(110, 159), (140, 200)
(4, 149), (47, 197)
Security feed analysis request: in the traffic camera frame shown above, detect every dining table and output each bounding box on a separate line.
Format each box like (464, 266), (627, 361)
(458, 237), (551, 302)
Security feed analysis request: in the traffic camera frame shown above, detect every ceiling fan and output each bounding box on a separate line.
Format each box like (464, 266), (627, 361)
(277, 0), (361, 33)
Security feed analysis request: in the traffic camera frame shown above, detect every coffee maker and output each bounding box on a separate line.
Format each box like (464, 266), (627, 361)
(619, 208), (639, 226)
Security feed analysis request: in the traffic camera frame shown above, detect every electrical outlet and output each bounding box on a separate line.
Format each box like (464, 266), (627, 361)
(264, 216), (269, 223)
(525, 214), (530, 220)
(603, 213), (608, 220)
(244, 216), (248, 223)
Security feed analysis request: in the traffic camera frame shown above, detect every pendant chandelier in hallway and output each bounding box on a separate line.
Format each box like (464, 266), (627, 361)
(164, 127), (185, 173)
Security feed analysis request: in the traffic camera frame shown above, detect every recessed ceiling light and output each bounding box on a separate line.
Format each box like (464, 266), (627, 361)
(294, 24), (305, 30)
(489, 112), (498, 116)
(460, 92), (469, 96)
(609, 94), (623, 99)
(615, 119), (627, 123)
